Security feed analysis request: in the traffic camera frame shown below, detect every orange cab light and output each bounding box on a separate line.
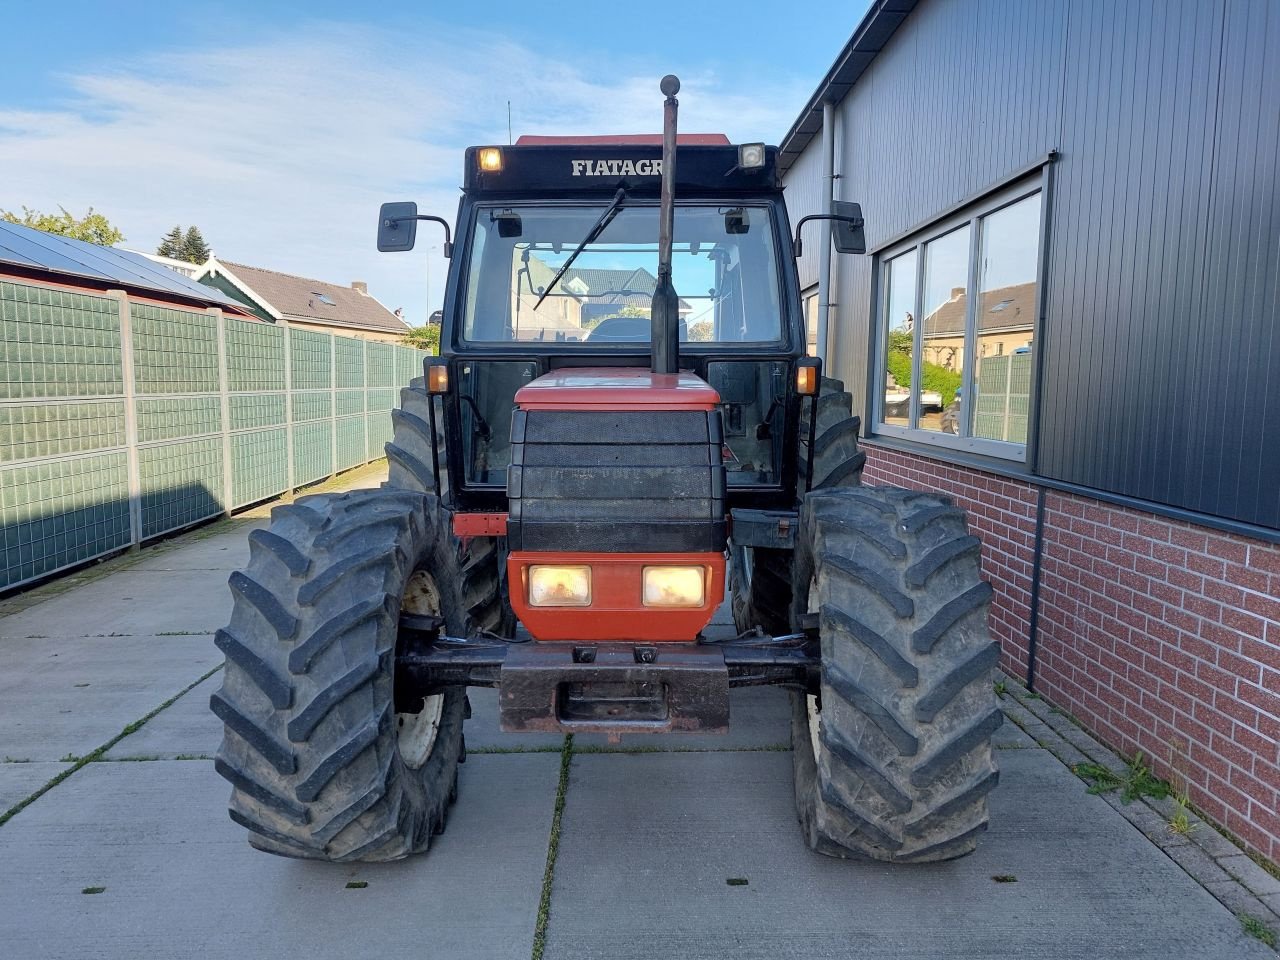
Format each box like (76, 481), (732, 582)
(427, 365), (449, 394)
(478, 147), (504, 172)
(796, 365), (818, 396)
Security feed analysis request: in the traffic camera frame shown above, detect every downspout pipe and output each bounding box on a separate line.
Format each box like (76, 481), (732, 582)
(815, 100), (836, 367)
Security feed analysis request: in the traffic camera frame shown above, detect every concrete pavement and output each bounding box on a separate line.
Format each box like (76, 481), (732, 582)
(0, 463), (1273, 959)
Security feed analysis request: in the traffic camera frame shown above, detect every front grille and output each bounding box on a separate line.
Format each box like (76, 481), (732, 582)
(506, 410), (726, 552)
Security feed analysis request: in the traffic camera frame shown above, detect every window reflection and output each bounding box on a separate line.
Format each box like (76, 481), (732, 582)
(972, 194), (1040, 442)
(882, 250), (916, 426)
(920, 226), (970, 434)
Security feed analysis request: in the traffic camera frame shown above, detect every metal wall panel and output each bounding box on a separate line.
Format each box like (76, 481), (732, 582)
(783, 0), (1278, 529)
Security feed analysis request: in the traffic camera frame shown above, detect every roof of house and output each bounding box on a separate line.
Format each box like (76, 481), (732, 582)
(0, 220), (240, 309)
(777, 0), (919, 174)
(201, 258), (409, 334)
(921, 281), (1037, 338)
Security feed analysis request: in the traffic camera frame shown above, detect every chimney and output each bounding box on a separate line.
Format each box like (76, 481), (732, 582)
(951, 286), (966, 300)
(352, 281), (368, 295)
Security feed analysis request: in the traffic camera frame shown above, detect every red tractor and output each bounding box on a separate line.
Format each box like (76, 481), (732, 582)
(212, 77), (1000, 863)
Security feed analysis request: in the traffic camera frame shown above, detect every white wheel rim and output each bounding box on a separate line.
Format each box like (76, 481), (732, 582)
(806, 575), (821, 760)
(398, 569), (447, 770)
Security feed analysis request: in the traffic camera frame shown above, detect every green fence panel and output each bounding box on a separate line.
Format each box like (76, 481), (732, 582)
(290, 328), (332, 390)
(292, 421), (333, 486)
(366, 342), (396, 388)
(366, 410), (394, 461)
(135, 396), (221, 444)
(335, 389), (365, 417)
(0, 287), (422, 590)
(132, 304), (219, 395)
(231, 428), (289, 508)
(229, 393), (286, 431)
(138, 438), (225, 538)
(336, 416), (365, 471)
(334, 337), (365, 389)
(1, 451), (131, 588)
(0, 400), (126, 463)
(291, 390), (332, 423)
(1, 282), (123, 400)
(225, 317), (285, 391)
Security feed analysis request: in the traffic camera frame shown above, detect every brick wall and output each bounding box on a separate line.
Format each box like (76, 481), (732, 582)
(863, 444), (1280, 865)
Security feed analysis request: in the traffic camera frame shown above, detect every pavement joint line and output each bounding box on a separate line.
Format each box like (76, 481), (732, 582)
(530, 734), (573, 960)
(999, 672), (1280, 939)
(0, 664), (223, 830)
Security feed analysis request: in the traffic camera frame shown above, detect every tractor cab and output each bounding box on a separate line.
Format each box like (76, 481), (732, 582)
(394, 134), (811, 511)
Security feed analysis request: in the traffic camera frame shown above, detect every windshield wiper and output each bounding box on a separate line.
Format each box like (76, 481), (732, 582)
(532, 187), (627, 310)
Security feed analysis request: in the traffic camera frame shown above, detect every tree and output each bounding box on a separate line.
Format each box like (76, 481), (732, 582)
(156, 225), (184, 259)
(401, 325), (441, 354)
(1, 205), (124, 246)
(180, 226), (211, 264)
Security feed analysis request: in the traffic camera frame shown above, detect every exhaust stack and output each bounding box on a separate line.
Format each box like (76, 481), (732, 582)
(651, 74), (681, 376)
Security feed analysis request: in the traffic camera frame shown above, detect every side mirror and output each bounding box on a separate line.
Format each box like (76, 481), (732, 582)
(724, 208), (749, 235)
(831, 201), (865, 255)
(378, 201), (418, 252)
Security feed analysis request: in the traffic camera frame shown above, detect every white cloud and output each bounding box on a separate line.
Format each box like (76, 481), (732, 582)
(0, 22), (806, 324)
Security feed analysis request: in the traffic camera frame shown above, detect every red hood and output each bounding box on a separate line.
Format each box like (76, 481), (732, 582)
(514, 368), (719, 411)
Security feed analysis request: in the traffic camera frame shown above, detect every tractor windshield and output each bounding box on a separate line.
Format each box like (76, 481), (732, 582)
(461, 203), (784, 345)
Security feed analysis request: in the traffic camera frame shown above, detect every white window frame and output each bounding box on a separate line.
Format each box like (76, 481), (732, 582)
(871, 175), (1045, 461)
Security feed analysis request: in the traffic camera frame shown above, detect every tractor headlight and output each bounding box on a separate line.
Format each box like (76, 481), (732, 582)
(528, 565), (591, 606)
(642, 566), (705, 607)
(478, 147), (504, 173)
(738, 142), (766, 169)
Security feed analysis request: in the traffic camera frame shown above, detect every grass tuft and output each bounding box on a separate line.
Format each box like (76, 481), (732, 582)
(726, 877), (749, 886)
(345, 881), (368, 890)
(991, 875), (1018, 883)
(81, 886), (106, 895)
(530, 735), (573, 960)
(1073, 752), (1170, 805)
(1239, 914), (1277, 948)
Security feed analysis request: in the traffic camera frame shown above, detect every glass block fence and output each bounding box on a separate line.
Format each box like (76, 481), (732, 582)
(0, 280), (424, 590)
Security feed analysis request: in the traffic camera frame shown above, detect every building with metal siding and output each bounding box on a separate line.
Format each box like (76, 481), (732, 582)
(780, 0), (1280, 866)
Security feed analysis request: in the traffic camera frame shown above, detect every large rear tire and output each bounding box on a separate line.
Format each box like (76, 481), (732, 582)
(730, 377), (865, 635)
(790, 486), (1001, 862)
(212, 487), (477, 861)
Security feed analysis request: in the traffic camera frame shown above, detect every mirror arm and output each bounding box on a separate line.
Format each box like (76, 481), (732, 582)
(384, 214), (454, 257)
(792, 212), (864, 259)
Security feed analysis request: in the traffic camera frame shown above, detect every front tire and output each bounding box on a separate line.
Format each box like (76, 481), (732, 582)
(212, 487), (473, 862)
(790, 486), (1001, 862)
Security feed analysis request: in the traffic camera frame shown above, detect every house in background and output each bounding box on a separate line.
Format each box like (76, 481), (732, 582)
(195, 257), (409, 343)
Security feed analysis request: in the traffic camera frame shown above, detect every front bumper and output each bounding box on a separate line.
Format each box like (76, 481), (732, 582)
(394, 617), (818, 735)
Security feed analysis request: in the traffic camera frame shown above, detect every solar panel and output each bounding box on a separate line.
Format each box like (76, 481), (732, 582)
(0, 220), (239, 308)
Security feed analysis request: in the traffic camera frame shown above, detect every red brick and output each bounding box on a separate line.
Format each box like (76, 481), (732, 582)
(1187, 553), (1228, 580)
(1247, 544), (1280, 576)
(1200, 620), (1244, 655)
(1138, 518), (1172, 541)
(1244, 640), (1280, 675)
(1238, 682), (1280, 721)
(1183, 595), (1223, 623)
(1218, 649), (1263, 684)
(1221, 608), (1267, 641)
(1206, 535), (1250, 564)
(1210, 732), (1256, 774)
(1170, 527), (1209, 552)
(1223, 561), (1270, 594)
(1202, 579), (1247, 609)
(1243, 590), (1280, 624)
(1153, 542), (1189, 565)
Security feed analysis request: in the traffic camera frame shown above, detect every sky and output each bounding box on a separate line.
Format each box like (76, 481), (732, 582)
(0, 0), (870, 326)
